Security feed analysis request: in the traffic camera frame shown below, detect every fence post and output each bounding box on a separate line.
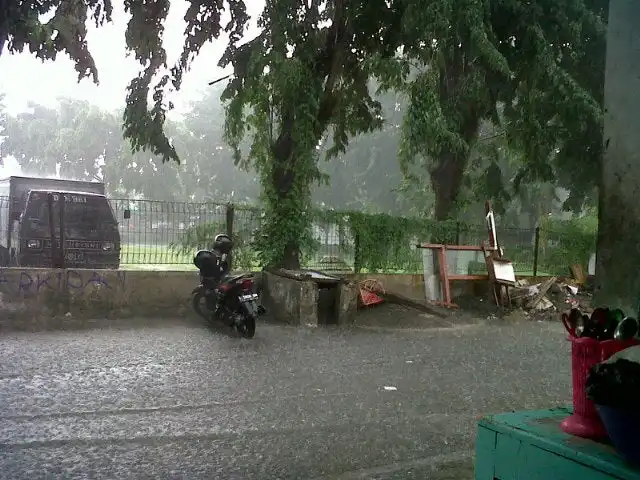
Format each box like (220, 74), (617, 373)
(533, 226), (540, 277)
(226, 203), (235, 271)
(353, 232), (362, 273)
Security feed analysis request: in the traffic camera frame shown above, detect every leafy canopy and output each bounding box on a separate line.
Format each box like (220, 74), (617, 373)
(397, 0), (606, 216)
(217, 0), (409, 267)
(1, 0), (411, 268)
(1, 0), (249, 164)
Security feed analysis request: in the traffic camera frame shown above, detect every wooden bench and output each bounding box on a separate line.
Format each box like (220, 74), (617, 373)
(475, 407), (640, 479)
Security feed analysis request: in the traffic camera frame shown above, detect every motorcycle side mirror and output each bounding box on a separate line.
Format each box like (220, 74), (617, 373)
(123, 209), (131, 220)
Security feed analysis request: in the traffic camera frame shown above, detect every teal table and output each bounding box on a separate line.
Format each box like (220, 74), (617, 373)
(475, 407), (640, 479)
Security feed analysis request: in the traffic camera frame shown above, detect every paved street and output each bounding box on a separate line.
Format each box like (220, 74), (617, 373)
(0, 320), (571, 479)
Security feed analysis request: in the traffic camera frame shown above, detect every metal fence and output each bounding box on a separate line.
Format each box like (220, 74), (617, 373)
(109, 199), (262, 267)
(110, 198), (597, 276)
(0, 195), (597, 276)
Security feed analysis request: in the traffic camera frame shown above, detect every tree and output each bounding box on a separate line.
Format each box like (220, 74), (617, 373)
(464, 126), (569, 229)
(313, 87), (406, 214)
(220, 1), (408, 268)
(1, 2), (110, 77)
(3, 1), (398, 268)
(497, 0), (607, 212)
(2, 99), (124, 184)
(114, 118), (189, 200)
(55, 99), (124, 185)
(3, 102), (62, 176)
(180, 88), (259, 203)
(0, 0), (248, 160)
(594, 0), (640, 313)
(0, 93), (6, 162)
(1, 0), (606, 267)
(1, 98), (188, 199)
(398, 0), (606, 221)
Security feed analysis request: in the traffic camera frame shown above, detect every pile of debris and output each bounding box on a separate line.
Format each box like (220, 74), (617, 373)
(511, 276), (592, 314)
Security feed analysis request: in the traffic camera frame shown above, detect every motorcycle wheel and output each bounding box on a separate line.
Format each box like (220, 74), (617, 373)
(192, 291), (208, 320)
(237, 314), (256, 339)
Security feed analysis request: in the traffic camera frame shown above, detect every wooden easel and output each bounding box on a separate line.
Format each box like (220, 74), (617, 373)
(484, 201), (514, 309)
(484, 248), (514, 308)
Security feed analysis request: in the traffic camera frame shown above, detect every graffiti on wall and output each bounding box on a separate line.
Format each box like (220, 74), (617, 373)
(0, 269), (127, 293)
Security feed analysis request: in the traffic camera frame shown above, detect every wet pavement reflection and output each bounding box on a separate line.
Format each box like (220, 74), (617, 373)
(0, 321), (570, 479)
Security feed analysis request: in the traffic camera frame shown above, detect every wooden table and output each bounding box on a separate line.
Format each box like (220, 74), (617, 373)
(475, 407), (640, 479)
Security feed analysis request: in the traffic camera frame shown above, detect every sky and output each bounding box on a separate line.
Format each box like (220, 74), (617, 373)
(0, 0), (263, 115)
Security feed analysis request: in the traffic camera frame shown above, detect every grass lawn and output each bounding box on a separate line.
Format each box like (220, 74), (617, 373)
(118, 243), (557, 276)
(120, 244), (194, 270)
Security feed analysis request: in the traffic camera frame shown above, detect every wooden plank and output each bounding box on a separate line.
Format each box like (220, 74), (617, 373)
(520, 445), (616, 480)
(377, 291), (448, 318)
(416, 243), (487, 251)
(571, 264), (588, 285)
(479, 408), (640, 479)
(527, 276), (557, 309)
(448, 274), (489, 281)
(442, 244), (485, 251)
(495, 433), (523, 479)
(475, 426), (497, 480)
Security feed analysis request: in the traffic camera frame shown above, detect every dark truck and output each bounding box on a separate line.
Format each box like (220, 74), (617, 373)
(0, 176), (120, 269)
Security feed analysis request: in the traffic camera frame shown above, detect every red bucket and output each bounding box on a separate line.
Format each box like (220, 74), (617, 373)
(560, 336), (639, 439)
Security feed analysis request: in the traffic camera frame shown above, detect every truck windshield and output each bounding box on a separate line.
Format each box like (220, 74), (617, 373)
(24, 193), (116, 238)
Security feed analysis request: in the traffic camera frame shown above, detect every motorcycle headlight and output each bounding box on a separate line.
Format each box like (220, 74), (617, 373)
(27, 239), (41, 249)
(102, 242), (115, 251)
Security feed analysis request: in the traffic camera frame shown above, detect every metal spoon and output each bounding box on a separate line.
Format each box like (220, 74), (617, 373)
(575, 314), (589, 338)
(563, 308), (582, 336)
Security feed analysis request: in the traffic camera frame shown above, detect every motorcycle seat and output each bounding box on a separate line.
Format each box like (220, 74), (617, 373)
(221, 273), (251, 283)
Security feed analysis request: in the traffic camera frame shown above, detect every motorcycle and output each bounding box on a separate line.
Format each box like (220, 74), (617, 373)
(191, 247), (265, 338)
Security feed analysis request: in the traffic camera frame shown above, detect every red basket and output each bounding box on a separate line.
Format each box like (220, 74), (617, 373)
(560, 336), (639, 439)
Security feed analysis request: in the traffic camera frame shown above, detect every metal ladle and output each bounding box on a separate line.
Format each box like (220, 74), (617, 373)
(613, 317), (639, 341)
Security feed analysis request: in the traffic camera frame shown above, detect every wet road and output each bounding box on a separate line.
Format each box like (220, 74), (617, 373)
(0, 321), (571, 479)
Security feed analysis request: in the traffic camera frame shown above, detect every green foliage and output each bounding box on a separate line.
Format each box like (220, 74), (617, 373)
(121, 0), (248, 165)
(498, 0), (607, 210)
(0, 90), (408, 211)
(222, 37), (323, 268)
(0, 93), (6, 145)
(537, 215), (597, 274)
(143, 196), (597, 277)
(1, 1), (247, 166)
(398, 0), (607, 219)
(315, 208), (461, 272)
(1, 98), (188, 199)
(312, 207), (597, 275)
(313, 85), (407, 214)
(220, 0), (410, 268)
(180, 88), (260, 203)
(169, 220), (257, 271)
(0, 0), (607, 267)
(2, 1), (112, 81)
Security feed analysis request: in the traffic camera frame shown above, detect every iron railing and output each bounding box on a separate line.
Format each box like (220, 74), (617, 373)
(0, 195), (596, 275)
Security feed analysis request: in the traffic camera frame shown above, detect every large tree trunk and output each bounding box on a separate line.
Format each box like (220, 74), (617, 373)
(430, 152), (467, 221)
(594, 0), (640, 314)
(270, 150), (303, 270)
(269, 110), (307, 270)
(429, 113), (478, 222)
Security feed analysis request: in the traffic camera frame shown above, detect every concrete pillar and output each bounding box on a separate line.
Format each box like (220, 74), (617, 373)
(595, 0), (640, 314)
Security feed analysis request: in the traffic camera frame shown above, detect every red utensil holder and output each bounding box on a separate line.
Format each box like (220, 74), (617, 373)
(560, 336), (639, 439)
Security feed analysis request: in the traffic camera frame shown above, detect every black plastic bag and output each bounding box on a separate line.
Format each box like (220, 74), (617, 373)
(586, 358), (640, 413)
